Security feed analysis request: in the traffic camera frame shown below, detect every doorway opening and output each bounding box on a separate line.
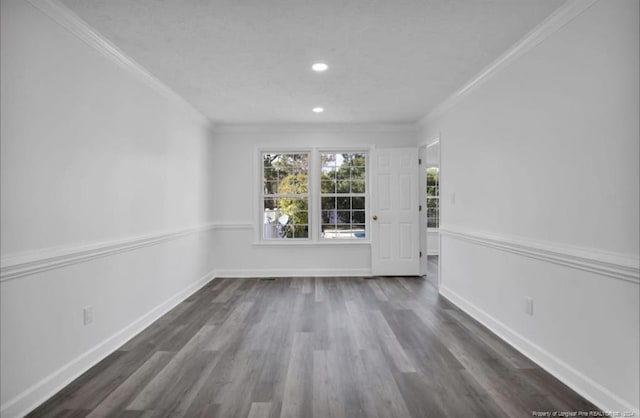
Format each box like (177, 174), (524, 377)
(419, 139), (440, 286)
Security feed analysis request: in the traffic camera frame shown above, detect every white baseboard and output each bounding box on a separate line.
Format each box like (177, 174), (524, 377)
(439, 285), (639, 416)
(214, 268), (373, 278)
(1, 270), (215, 418)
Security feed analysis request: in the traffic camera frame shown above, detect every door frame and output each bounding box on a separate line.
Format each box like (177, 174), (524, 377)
(419, 136), (441, 281)
(419, 145), (428, 276)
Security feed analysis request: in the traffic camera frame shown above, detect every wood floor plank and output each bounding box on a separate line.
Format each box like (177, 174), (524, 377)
(86, 351), (172, 417)
(314, 277), (326, 302)
(357, 348), (413, 418)
(368, 310), (416, 373)
(213, 349), (268, 418)
(443, 307), (538, 370)
(205, 301), (254, 351)
(344, 300), (380, 350)
(29, 274), (600, 418)
(247, 402), (273, 418)
(366, 279), (389, 301)
(312, 350), (347, 418)
(126, 325), (217, 410)
(280, 332), (314, 418)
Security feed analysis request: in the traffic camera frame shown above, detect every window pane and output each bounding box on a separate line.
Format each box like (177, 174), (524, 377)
(351, 180), (365, 193)
(336, 211), (350, 223)
(426, 197), (439, 228)
(321, 197), (335, 210)
(321, 179), (336, 193)
(263, 198), (278, 210)
(352, 224), (366, 239)
(321, 196), (336, 209)
(264, 180), (278, 195)
(352, 211), (366, 223)
(352, 197), (365, 209)
(262, 153), (310, 242)
(319, 151), (367, 240)
(346, 153), (366, 166)
(321, 153), (336, 167)
(337, 196), (350, 210)
(321, 210), (336, 224)
(336, 180), (350, 194)
(350, 167), (366, 180)
(290, 225), (309, 239)
(263, 154), (277, 168)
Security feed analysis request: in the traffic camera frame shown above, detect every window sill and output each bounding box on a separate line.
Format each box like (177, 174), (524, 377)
(252, 240), (371, 247)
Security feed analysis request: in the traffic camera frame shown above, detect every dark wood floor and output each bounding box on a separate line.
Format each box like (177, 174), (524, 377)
(29, 273), (597, 417)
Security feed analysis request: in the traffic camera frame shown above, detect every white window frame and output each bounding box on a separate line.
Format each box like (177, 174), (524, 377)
(259, 150), (312, 241)
(317, 150), (369, 241)
(255, 147), (370, 245)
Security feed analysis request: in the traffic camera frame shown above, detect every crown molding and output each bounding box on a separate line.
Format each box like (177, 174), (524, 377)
(24, 0), (211, 124)
(212, 123), (419, 134)
(0, 224), (216, 282)
(439, 226), (640, 285)
(419, 0), (600, 126)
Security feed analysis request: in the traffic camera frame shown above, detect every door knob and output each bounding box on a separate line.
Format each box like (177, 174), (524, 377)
(373, 215), (378, 221)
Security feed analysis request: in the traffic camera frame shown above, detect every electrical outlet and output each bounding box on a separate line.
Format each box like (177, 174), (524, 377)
(524, 297), (534, 316)
(83, 306), (93, 325)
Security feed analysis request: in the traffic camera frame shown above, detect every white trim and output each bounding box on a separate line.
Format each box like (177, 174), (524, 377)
(259, 150), (312, 241)
(213, 123), (418, 134)
(24, 0), (209, 120)
(0, 271), (216, 418)
(1, 224), (216, 282)
(426, 140), (440, 148)
(252, 240), (370, 247)
(439, 226), (640, 284)
(418, 133), (441, 148)
(439, 286), (639, 416)
(419, 0), (600, 125)
(255, 148), (372, 243)
(214, 268), (372, 278)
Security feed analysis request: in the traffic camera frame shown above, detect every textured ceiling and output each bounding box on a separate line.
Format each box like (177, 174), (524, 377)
(59, 0), (566, 124)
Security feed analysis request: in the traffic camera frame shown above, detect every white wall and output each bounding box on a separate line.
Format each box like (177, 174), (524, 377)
(0, 0), (216, 416)
(211, 126), (417, 277)
(423, 0), (639, 413)
(426, 231), (439, 255)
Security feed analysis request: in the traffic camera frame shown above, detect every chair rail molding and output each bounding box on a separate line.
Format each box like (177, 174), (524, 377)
(439, 226), (640, 284)
(0, 224), (216, 282)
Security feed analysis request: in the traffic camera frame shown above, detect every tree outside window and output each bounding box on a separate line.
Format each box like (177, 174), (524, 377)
(320, 152), (367, 239)
(426, 167), (439, 228)
(263, 153), (309, 239)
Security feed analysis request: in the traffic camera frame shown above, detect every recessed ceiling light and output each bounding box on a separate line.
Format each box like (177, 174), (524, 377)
(312, 63), (328, 72)
(312, 107), (324, 113)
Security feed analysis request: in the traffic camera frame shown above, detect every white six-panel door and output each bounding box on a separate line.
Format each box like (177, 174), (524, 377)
(371, 147), (420, 276)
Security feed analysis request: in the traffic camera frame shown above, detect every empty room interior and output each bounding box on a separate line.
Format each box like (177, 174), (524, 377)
(1, 0), (639, 417)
